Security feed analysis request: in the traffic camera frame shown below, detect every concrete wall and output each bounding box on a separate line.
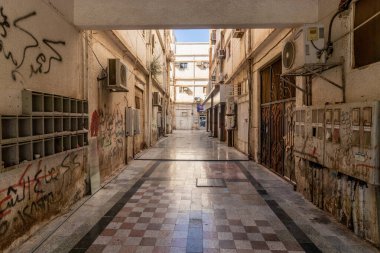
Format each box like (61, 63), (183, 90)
(0, 0), (87, 250)
(0, 1), (173, 250)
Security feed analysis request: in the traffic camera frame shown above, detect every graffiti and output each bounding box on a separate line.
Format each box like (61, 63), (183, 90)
(94, 105), (124, 179)
(0, 6), (65, 81)
(0, 151), (85, 249)
(90, 110), (100, 137)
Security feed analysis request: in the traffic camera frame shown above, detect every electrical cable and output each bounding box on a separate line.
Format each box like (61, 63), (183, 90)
(326, 0), (353, 56)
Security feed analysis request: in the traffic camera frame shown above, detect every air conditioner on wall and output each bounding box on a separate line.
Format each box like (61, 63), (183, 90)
(153, 92), (162, 106)
(107, 59), (129, 92)
(232, 29), (245, 38)
(218, 49), (226, 59)
(282, 24), (325, 73)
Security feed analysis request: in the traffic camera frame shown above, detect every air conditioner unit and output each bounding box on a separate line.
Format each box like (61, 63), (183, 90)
(232, 29), (245, 38)
(218, 49), (226, 59)
(282, 24), (325, 73)
(153, 92), (162, 106)
(211, 75), (216, 82)
(210, 30), (217, 45)
(134, 109), (141, 135)
(196, 61), (203, 67)
(107, 59), (129, 92)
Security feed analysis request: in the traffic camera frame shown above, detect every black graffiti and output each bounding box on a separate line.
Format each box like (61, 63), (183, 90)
(0, 6), (65, 81)
(30, 39), (65, 77)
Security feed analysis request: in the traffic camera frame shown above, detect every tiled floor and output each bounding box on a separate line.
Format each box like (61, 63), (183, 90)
(15, 131), (379, 253)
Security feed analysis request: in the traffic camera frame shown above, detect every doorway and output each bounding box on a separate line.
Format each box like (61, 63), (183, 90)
(260, 58), (296, 182)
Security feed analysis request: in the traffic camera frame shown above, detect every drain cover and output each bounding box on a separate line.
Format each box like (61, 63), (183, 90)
(196, 178), (226, 187)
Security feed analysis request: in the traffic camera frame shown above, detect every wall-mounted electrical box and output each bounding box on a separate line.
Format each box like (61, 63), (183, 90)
(134, 109), (141, 135)
(294, 106), (325, 164)
(324, 101), (380, 185)
(125, 107), (134, 137)
(225, 115), (235, 130)
(294, 101), (380, 185)
(226, 97), (236, 115)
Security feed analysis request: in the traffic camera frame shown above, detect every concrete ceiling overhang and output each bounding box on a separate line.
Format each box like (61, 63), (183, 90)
(50, 0), (319, 29)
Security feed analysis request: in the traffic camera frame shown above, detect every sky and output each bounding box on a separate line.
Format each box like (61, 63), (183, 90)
(174, 29), (209, 42)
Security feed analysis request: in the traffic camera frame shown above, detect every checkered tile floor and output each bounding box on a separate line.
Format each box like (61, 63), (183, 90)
(86, 178), (305, 253)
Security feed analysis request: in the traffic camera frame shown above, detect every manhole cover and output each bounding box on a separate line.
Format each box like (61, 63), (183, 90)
(196, 178), (226, 187)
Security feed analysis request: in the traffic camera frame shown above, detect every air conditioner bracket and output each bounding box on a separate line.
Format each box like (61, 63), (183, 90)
(280, 61), (345, 102)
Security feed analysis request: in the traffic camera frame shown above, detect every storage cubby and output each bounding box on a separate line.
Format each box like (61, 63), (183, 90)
(70, 99), (77, 114)
(2, 117), (18, 140)
(54, 136), (63, 153)
(78, 134), (84, 147)
(33, 140), (44, 159)
(32, 118), (44, 135)
(19, 142), (32, 162)
(44, 117), (54, 134)
(54, 117), (63, 132)
(2, 144), (18, 168)
(2, 90), (89, 169)
(32, 93), (44, 113)
(63, 97), (70, 113)
(71, 135), (78, 149)
(44, 138), (54, 156)
(83, 101), (88, 114)
(63, 135), (71, 151)
(71, 117), (78, 131)
(54, 95), (63, 112)
(63, 117), (70, 132)
(77, 100), (83, 114)
(77, 117), (84, 130)
(44, 94), (53, 112)
(84, 117), (89, 130)
(84, 134), (88, 146)
(18, 117), (32, 137)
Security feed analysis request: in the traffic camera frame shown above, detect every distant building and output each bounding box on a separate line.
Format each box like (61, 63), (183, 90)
(172, 42), (209, 130)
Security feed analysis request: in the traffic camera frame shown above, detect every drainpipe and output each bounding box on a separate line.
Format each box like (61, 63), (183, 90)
(247, 29), (253, 160)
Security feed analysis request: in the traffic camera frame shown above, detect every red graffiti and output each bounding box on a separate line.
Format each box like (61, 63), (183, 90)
(90, 110), (100, 137)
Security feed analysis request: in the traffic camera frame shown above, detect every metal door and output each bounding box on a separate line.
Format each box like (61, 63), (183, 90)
(260, 58), (295, 181)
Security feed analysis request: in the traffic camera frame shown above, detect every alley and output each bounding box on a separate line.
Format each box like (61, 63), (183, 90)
(15, 131), (378, 253)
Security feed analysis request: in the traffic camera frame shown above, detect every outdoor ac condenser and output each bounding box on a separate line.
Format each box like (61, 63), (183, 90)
(282, 24), (325, 73)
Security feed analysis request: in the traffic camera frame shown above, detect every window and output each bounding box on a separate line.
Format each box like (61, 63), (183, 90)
(181, 111), (188, 117)
(354, 0), (380, 67)
(203, 87), (207, 94)
(237, 83), (242, 96)
(179, 62), (188, 70)
(179, 87), (188, 93)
